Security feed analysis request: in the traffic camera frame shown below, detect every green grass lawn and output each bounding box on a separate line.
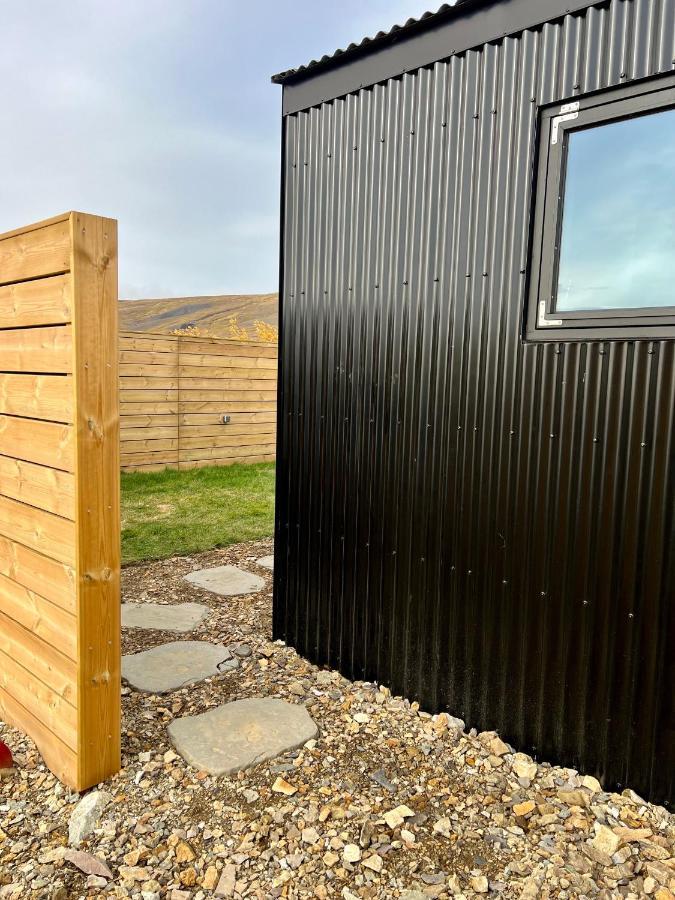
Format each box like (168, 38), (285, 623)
(121, 463), (275, 564)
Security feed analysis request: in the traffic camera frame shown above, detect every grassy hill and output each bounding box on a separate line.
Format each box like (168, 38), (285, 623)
(119, 293), (278, 337)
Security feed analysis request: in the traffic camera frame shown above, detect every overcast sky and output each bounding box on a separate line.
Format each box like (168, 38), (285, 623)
(1, 0), (435, 299)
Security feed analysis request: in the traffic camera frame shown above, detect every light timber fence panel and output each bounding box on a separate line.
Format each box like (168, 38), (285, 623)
(0, 212), (120, 791)
(119, 331), (277, 471)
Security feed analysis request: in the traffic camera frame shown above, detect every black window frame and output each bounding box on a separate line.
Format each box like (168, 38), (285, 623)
(526, 73), (675, 342)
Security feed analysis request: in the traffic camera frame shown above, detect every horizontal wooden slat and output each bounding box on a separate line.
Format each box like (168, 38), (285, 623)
(179, 389), (277, 401)
(120, 414), (178, 428)
(0, 373), (73, 423)
(0, 535), (76, 612)
(119, 389), (178, 402)
(178, 400), (275, 412)
(0, 609), (77, 705)
(0, 647), (77, 749)
(179, 432), (275, 450)
(0, 494), (76, 566)
(0, 455), (75, 518)
(178, 453), (275, 470)
(119, 363), (178, 377)
(121, 438), (178, 452)
(177, 339), (277, 358)
(119, 349), (177, 365)
(179, 423), (276, 438)
(119, 401), (178, 415)
(0, 218), (71, 286)
(178, 378), (276, 391)
(118, 335), (177, 352)
(0, 415), (74, 471)
(120, 425), (178, 440)
(0, 571), (77, 658)
(180, 411), (277, 425)
(120, 376), (179, 390)
(178, 443), (276, 462)
(0, 687), (78, 785)
(178, 356), (277, 381)
(0, 274), (72, 328)
(0, 325), (73, 373)
(177, 353), (277, 370)
(121, 462), (179, 473)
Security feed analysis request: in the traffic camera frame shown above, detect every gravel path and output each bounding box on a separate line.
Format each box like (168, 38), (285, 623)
(1, 538), (673, 899)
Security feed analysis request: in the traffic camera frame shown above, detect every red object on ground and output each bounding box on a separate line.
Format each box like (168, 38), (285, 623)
(0, 738), (13, 769)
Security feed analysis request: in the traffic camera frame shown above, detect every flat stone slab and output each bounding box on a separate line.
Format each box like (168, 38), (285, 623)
(121, 602), (209, 633)
(122, 641), (238, 694)
(184, 565), (264, 597)
(168, 698), (319, 775)
(256, 555), (274, 570)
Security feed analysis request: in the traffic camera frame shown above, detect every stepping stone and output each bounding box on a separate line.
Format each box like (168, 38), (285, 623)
(256, 555), (274, 571)
(121, 602), (209, 633)
(168, 698), (319, 775)
(184, 565), (264, 597)
(122, 641), (238, 694)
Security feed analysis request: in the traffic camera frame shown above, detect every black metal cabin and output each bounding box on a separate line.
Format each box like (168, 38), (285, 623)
(272, 0), (675, 806)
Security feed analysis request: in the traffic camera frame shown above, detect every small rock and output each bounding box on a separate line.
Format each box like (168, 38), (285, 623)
(433, 818), (452, 837)
(232, 644), (252, 658)
(512, 753), (538, 781)
(272, 776), (297, 795)
(370, 769), (396, 793)
(592, 824), (621, 857)
(581, 774), (602, 793)
(203, 865), (219, 889)
(363, 854), (383, 873)
(302, 827), (321, 845)
(470, 875), (489, 894)
(353, 713), (370, 724)
(64, 850), (113, 879)
(513, 800), (536, 817)
(175, 841), (196, 863)
(384, 804), (415, 829)
(287, 680), (306, 696)
(68, 791), (112, 845)
(215, 864), (236, 897)
(343, 844), (361, 863)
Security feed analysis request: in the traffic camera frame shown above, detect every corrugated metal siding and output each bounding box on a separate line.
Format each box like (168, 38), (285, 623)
(275, 0), (675, 807)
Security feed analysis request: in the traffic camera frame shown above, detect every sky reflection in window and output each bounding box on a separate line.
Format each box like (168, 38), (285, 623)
(555, 108), (675, 311)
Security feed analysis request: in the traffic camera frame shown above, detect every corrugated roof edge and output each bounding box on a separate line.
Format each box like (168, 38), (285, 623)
(271, 0), (483, 85)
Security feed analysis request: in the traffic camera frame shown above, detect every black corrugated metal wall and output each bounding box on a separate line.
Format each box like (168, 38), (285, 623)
(275, 0), (675, 806)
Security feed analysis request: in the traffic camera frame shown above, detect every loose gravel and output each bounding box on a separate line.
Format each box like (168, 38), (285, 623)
(1, 538), (673, 899)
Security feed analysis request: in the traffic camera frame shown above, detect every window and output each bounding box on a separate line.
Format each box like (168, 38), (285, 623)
(526, 74), (675, 341)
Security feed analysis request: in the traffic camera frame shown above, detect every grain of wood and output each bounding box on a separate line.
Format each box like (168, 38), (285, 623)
(0, 415), (74, 471)
(0, 212), (120, 791)
(0, 373), (74, 423)
(0, 535), (76, 610)
(0, 454), (76, 518)
(0, 494), (76, 566)
(0, 687), (77, 786)
(70, 212), (121, 789)
(0, 647), (77, 749)
(0, 608), (77, 704)
(0, 325), (73, 373)
(0, 274), (72, 328)
(0, 217), (70, 286)
(0, 571), (77, 657)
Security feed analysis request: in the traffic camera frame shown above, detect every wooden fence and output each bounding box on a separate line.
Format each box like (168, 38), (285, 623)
(119, 331), (277, 471)
(0, 212), (120, 790)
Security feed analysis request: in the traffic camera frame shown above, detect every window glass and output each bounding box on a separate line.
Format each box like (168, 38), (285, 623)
(555, 108), (675, 312)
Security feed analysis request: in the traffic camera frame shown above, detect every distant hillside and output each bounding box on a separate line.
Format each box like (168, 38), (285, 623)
(119, 294), (278, 337)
